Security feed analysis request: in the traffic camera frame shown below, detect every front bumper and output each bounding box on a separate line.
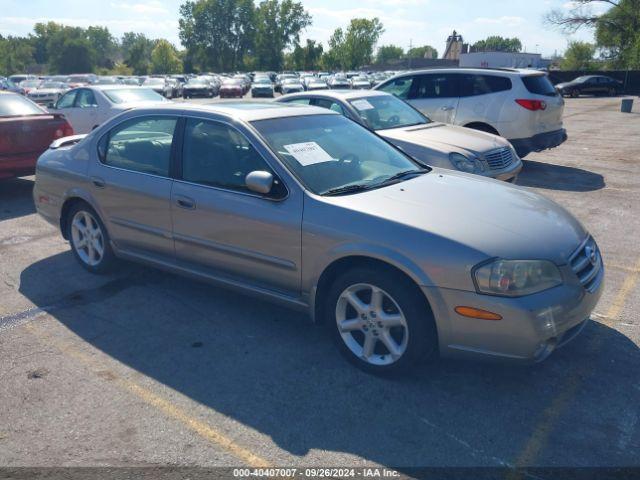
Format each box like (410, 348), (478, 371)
(510, 128), (568, 158)
(422, 265), (604, 363)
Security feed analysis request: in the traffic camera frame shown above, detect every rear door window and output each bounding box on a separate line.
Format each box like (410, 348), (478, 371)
(521, 75), (558, 97)
(412, 74), (460, 99)
(75, 89), (97, 107)
(460, 74), (512, 97)
(102, 117), (178, 177)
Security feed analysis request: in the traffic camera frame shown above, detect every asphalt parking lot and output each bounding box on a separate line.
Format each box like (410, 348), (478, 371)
(1, 96), (639, 473)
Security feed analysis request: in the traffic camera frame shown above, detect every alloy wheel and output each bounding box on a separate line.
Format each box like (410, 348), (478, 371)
(70, 210), (105, 267)
(335, 283), (409, 366)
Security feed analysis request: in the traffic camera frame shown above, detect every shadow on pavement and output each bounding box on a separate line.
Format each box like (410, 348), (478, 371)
(0, 177), (36, 221)
(18, 252), (640, 469)
(517, 160), (605, 192)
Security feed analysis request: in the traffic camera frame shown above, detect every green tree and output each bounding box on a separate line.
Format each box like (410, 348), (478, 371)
(179, 0), (256, 72)
(287, 39), (323, 70)
(150, 39), (183, 74)
(253, 0), (312, 70)
(0, 36), (34, 75)
(47, 26), (96, 74)
(561, 41), (597, 70)
(376, 44), (404, 64)
(121, 32), (155, 75)
(545, 0), (640, 68)
(406, 44), (438, 59)
(31, 22), (63, 65)
(472, 36), (522, 52)
(86, 26), (118, 69)
(325, 18), (384, 69)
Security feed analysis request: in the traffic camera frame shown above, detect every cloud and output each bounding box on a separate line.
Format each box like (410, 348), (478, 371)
(473, 16), (525, 27)
(109, 0), (169, 15)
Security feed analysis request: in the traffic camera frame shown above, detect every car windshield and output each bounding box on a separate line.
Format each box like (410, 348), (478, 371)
(102, 88), (166, 104)
(188, 79), (207, 85)
(223, 79), (243, 85)
(574, 76), (591, 83)
(21, 80), (41, 88)
(41, 82), (66, 89)
(252, 114), (426, 195)
(0, 94), (44, 116)
(144, 78), (164, 85)
(254, 78), (271, 84)
(348, 95), (430, 130)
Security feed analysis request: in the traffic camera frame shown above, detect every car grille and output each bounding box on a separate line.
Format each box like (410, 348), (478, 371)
(569, 236), (603, 293)
(483, 147), (514, 170)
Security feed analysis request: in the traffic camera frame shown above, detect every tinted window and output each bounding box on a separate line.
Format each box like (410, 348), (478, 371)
(460, 74), (512, 96)
(103, 117), (177, 176)
(182, 119), (276, 194)
(0, 94), (44, 116)
(75, 89), (97, 107)
(56, 91), (77, 109)
(521, 75), (557, 97)
(377, 76), (414, 99)
(413, 74), (459, 99)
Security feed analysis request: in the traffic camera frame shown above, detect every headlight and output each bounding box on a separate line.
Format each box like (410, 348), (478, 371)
(473, 259), (562, 297)
(450, 153), (484, 174)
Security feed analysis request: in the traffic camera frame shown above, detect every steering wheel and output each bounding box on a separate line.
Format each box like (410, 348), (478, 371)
(387, 115), (400, 126)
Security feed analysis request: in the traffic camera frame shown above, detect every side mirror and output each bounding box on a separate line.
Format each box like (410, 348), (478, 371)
(245, 170), (273, 195)
(47, 101), (56, 109)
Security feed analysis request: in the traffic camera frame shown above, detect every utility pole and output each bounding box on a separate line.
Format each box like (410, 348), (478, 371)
(408, 38), (413, 70)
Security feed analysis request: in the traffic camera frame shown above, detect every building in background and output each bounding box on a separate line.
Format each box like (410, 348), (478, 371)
(442, 30), (469, 61)
(459, 51), (552, 69)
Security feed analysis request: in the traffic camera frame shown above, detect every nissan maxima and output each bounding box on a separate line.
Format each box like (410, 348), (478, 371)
(33, 102), (604, 374)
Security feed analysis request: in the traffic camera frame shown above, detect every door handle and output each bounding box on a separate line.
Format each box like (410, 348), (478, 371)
(175, 195), (196, 210)
(91, 177), (106, 188)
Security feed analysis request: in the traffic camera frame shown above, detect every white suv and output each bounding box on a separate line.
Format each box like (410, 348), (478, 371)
(374, 68), (567, 158)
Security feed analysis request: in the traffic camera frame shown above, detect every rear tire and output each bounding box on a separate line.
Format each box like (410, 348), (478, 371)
(325, 267), (438, 375)
(66, 202), (116, 274)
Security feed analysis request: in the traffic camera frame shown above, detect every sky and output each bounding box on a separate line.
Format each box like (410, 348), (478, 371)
(0, 0), (609, 57)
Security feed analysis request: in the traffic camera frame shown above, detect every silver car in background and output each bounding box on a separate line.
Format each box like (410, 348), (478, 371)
(34, 102), (603, 374)
(277, 90), (522, 181)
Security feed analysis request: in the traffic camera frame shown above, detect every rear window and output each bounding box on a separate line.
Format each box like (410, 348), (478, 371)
(522, 75), (557, 97)
(0, 94), (44, 116)
(460, 74), (512, 96)
(103, 88), (166, 104)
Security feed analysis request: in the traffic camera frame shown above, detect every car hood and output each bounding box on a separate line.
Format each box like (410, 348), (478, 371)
(556, 81), (577, 89)
(32, 89), (63, 94)
(380, 123), (510, 156)
(321, 169), (586, 265)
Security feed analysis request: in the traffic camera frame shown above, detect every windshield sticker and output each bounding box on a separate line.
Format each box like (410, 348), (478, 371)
(351, 99), (375, 111)
(283, 142), (336, 166)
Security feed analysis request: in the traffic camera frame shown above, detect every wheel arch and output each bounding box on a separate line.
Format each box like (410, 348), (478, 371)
(59, 193), (100, 240)
(463, 122), (500, 136)
(312, 255), (435, 327)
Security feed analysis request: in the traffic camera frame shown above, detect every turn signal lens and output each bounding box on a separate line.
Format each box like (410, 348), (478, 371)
(455, 306), (502, 321)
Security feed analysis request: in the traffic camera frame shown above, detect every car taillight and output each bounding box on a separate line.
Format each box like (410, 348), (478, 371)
(515, 99), (547, 111)
(54, 122), (74, 138)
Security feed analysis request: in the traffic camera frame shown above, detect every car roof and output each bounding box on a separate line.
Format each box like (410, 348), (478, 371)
(279, 90), (392, 101)
(176, 101), (339, 121)
(390, 67), (544, 77)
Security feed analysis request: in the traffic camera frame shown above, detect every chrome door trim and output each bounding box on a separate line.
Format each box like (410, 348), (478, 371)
(110, 217), (173, 239)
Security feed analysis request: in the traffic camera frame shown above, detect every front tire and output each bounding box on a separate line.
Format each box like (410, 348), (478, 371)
(66, 203), (116, 274)
(571, 89), (579, 98)
(326, 267), (437, 375)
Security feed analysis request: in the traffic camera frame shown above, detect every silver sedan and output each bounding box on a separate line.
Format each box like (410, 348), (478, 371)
(34, 102), (604, 374)
(277, 90), (522, 181)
